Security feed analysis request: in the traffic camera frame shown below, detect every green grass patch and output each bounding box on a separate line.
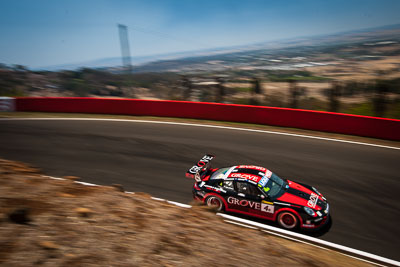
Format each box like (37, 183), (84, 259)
(342, 101), (400, 119)
(234, 87), (252, 92)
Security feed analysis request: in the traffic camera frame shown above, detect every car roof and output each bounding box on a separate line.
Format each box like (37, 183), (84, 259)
(212, 165), (272, 185)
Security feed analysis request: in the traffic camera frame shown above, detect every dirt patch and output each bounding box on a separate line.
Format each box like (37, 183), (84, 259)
(0, 158), (372, 266)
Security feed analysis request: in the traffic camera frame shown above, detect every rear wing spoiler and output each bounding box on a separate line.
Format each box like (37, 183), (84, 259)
(186, 154), (215, 182)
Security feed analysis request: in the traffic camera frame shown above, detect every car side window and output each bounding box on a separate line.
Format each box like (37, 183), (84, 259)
(236, 181), (247, 194)
(236, 181), (259, 196)
(247, 184), (260, 196)
(222, 180), (234, 190)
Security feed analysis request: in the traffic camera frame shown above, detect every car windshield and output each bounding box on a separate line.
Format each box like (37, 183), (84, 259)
(259, 173), (287, 199)
(210, 167), (230, 179)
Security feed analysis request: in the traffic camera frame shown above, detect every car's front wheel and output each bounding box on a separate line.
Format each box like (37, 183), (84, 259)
(205, 196), (225, 212)
(277, 211), (298, 229)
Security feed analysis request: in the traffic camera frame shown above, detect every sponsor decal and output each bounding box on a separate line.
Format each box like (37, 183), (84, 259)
(199, 155), (214, 164)
(227, 196), (261, 210)
(261, 203), (274, 213)
(194, 172), (201, 182)
(189, 165), (202, 174)
(204, 185), (226, 193)
(227, 197), (275, 214)
(237, 165), (266, 171)
(188, 155), (214, 175)
(258, 175), (269, 187)
(307, 193), (318, 208)
(229, 173), (260, 182)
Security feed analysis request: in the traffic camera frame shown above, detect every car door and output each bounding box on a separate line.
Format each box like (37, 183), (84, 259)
(230, 181), (275, 219)
(224, 181), (260, 214)
(220, 180), (238, 209)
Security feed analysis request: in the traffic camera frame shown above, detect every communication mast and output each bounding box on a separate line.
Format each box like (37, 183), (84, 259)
(118, 24), (132, 73)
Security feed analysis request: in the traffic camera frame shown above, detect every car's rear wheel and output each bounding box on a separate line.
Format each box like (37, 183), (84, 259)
(205, 196), (224, 211)
(277, 211), (298, 229)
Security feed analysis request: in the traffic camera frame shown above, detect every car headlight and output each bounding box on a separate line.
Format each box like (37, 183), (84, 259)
(304, 206), (316, 217)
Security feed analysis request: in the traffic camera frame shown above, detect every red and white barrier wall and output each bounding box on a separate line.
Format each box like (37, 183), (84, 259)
(0, 97), (15, 112)
(6, 97), (400, 141)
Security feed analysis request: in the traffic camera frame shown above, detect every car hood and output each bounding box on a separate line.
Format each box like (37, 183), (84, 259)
(276, 180), (326, 210)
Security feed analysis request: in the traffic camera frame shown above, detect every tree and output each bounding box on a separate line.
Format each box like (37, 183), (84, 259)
(215, 77), (225, 103)
(328, 81), (341, 112)
(288, 80), (300, 109)
(181, 76), (193, 101)
(252, 77), (261, 94)
(373, 79), (389, 117)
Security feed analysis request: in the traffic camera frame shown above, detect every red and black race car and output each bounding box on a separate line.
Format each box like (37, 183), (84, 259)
(186, 154), (330, 230)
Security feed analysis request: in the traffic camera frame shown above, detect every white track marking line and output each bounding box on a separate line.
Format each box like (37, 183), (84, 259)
(41, 174), (399, 266)
(43, 175), (64, 180)
(76, 181), (98, 186)
(1, 117), (399, 150)
(166, 200), (191, 208)
(224, 220), (258, 229)
(151, 197), (165, 201)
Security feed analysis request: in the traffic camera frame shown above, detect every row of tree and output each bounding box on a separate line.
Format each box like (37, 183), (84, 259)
(180, 76), (399, 117)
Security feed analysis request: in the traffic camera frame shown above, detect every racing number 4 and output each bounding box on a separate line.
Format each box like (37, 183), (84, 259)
(261, 203), (274, 213)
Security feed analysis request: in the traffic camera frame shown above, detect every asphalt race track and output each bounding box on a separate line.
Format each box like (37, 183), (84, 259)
(1, 119), (399, 261)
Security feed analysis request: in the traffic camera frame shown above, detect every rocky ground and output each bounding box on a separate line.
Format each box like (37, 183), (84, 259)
(0, 159), (371, 266)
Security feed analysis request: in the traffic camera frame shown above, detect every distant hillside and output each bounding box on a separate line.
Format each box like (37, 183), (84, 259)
(37, 23), (400, 72)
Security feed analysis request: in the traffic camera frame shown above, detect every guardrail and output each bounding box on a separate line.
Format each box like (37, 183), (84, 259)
(11, 97), (400, 141)
(0, 97), (15, 112)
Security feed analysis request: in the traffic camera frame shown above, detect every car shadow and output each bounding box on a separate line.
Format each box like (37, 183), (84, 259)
(224, 212), (332, 237)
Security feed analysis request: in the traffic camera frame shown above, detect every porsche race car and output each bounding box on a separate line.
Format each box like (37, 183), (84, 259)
(186, 154), (330, 230)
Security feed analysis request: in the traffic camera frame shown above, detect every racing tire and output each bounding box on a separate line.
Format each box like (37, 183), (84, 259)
(205, 196), (225, 212)
(277, 211), (299, 230)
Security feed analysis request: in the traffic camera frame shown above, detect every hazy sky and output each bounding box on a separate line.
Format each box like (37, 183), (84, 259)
(1, 0), (400, 68)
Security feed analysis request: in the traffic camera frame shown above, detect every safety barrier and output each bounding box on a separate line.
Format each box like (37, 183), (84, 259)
(0, 97), (15, 112)
(14, 97), (400, 141)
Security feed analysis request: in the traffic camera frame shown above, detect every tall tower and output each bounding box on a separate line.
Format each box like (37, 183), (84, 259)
(118, 24), (132, 73)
